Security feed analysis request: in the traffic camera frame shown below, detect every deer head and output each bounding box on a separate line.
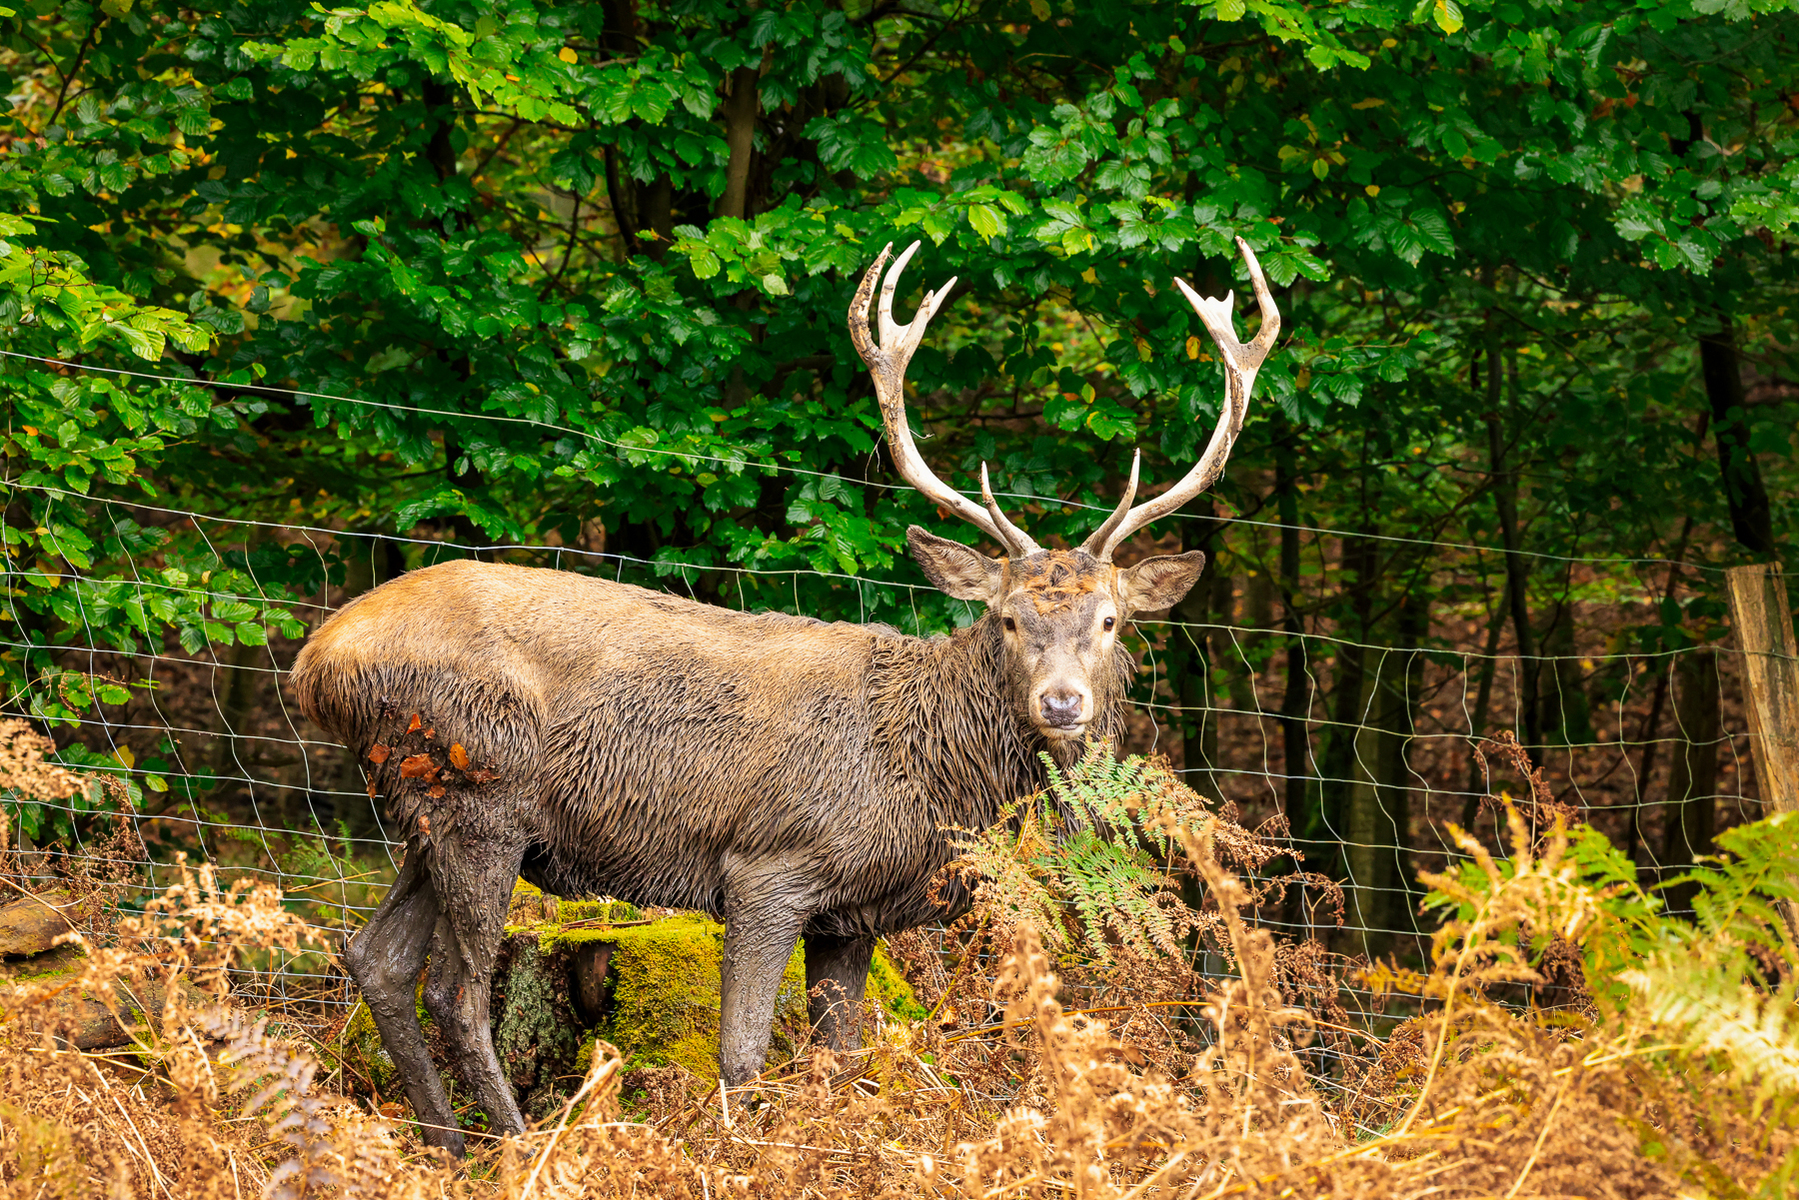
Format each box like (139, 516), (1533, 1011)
(848, 237), (1280, 745)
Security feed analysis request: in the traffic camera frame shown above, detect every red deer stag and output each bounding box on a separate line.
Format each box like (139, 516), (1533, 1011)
(293, 238), (1278, 1154)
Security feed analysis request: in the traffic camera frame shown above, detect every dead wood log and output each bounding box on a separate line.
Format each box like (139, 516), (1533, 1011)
(0, 888), (75, 957)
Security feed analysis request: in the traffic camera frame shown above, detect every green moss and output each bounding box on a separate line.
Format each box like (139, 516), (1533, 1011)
(584, 915), (812, 1080)
(869, 942), (926, 1022)
(555, 898), (642, 924)
(0, 943), (86, 985)
(338, 1000), (400, 1100)
(589, 919), (923, 1080)
(598, 915), (725, 1079)
(337, 904), (926, 1105)
(492, 935), (583, 1120)
(502, 889), (646, 953)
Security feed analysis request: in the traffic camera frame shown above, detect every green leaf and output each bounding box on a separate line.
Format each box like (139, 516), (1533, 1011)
(966, 203), (1004, 242)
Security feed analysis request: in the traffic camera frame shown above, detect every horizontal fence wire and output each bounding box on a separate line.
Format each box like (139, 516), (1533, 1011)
(0, 347), (1729, 576)
(1, 501), (1765, 1032)
(0, 350), (1771, 1033)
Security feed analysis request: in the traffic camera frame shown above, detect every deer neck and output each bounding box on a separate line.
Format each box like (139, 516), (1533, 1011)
(868, 612), (1130, 827)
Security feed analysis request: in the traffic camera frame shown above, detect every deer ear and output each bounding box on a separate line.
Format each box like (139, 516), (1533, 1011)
(1118, 551), (1206, 613)
(908, 526), (1005, 603)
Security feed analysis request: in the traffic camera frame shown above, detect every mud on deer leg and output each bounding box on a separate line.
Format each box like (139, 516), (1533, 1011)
(719, 892), (809, 1088)
(804, 933), (875, 1050)
(343, 848), (463, 1155)
(419, 831), (530, 1137)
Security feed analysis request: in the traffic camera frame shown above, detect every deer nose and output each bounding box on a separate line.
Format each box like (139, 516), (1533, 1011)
(1039, 690), (1085, 728)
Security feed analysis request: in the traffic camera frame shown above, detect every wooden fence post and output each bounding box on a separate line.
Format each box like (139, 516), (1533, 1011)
(1724, 562), (1799, 815)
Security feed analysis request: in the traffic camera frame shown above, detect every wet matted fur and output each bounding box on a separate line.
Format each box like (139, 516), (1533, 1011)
(292, 236), (1275, 1154)
(291, 547), (1184, 1152)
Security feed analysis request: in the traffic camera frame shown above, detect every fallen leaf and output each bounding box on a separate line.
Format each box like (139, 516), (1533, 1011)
(448, 743), (469, 770)
(466, 767), (499, 784)
(367, 744), (391, 764)
(399, 754), (435, 780)
(407, 713), (422, 734)
(419, 814), (431, 836)
(427, 785), (445, 799)
(422, 726), (435, 739)
(366, 779), (378, 799)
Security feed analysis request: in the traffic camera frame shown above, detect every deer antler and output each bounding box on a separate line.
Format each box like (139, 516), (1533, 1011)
(1082, 237), (1280, 562)
(849, 241), (1041, 558)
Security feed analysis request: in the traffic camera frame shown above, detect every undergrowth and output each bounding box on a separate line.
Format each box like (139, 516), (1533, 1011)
(3, 738), (1799, 1197)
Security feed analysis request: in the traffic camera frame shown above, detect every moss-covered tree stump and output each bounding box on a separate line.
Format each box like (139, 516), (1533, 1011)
(340, 883), (923, 1124)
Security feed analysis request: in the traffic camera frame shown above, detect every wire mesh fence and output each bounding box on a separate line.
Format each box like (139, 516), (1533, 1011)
(1, 488), (1768, 1032)
(0, 350), (1779, 1055)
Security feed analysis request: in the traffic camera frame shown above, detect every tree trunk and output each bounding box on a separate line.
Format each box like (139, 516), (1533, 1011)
(1699, 313), (1777, 559)
(1623, 526), (1694, 870)
(1198, 566), (1232, 798)
(420, 78), (458, 185)
(1460, 570), (1508, 832)
(1170, 501), (1222, 797)
(1274, 420), (1312, 839)
(1658, 649), (1721, 914)
(1537, 597), (1592, 748)
(1482, 292), (1539, 757)
(1325, 530), (1377, 955)
(716, 65), (762, 220)
(1231, 566), (1272, 717)
(1375, 591), (1427, 956)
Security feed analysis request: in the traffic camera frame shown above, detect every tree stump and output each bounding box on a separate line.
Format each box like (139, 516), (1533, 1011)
(335, 883), (925, 1124)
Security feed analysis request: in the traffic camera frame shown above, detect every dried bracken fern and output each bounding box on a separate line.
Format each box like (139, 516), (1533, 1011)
(8, 745), (1799, 1197)
(0, 717), (89, 810)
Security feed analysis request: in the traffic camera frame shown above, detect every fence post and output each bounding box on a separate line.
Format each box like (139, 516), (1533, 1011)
(1724, 563), (1799, 815)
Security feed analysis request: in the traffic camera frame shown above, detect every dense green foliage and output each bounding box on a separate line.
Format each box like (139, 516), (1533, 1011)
(1, 0), (1795, 845)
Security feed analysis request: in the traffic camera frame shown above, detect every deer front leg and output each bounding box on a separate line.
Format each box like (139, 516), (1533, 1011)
(420, 829), (530, 1138)
(804, 933), (876, 1050)
(344, 846), (463, 1154)
(718, 875), (810, 1087)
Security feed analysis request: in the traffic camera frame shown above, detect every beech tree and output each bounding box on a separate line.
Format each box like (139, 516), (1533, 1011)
(1, 0), (1794, 863)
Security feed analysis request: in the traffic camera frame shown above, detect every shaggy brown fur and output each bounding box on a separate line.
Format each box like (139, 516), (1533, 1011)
(291, 539), (1202, 1154)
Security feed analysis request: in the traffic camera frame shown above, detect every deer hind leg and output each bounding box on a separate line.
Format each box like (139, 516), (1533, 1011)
(419, 825), (530, 1138)
(803, 933), (876, 1051)
(343, 845), (463, 1154)
(718, 883), (811, 1087)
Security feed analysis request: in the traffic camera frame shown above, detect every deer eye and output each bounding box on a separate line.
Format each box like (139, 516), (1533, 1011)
(1003, 617), (1016, 632)
(1103, 616), (1116, 632)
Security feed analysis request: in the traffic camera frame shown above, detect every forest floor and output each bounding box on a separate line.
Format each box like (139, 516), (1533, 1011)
(2, 741), (1792, 1199)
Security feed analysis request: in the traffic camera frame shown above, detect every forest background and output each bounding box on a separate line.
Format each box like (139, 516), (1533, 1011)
(1, 0), (1796, 956)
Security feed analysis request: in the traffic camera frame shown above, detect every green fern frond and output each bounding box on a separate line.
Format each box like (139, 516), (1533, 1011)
(1622, 954), (1799, 1106)
(952, 746), (1220, 969)
(1665, 811), (1799, 962)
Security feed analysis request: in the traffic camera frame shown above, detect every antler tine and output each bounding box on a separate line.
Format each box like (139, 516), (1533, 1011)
(1076, 449), (1140, 557)
(980, 463), (1042, 557)
(1088, 237), (1280, 562)
(849, 242), (1040, 558)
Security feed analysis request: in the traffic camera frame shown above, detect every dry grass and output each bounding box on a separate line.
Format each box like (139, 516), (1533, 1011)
(3, 743), (1797, 1198)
